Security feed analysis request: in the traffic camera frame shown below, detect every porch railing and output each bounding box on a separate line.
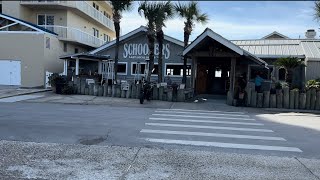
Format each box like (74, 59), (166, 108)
(39, 25), (106, 48)
(20, 0), (114, 31)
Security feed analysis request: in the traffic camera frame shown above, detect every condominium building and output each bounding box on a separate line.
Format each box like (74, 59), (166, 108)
(0, 1), (115, 87)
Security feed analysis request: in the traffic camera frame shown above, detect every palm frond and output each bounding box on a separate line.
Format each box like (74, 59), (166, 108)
(274, 57), (305, 69)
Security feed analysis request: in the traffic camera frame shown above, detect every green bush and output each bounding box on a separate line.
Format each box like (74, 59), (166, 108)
(48, 73), (65, 87)
(62, 85), (74, 95)
(306, 79), (320, 89)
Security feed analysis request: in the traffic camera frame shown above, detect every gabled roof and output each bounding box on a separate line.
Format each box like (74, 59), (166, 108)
(183, 28), (268, 66)
(261, 31), (289, 40)
(89, 26), (184, 54)
(0, 13), (57, 35)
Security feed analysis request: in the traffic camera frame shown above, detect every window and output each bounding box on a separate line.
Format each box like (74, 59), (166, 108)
(93, 28), (99, 38)
(104, 34), (110, 41)
(93, 2), (99, 10)
(249, 65), (274, 80)
(37, 14), (54, 25)
(215, 68), (222, 78)
(103, 11), (111, 19)
(278, 68), (286, 81)
(75, 48), (79, 53)
(165, 64), (191, 76)
(117, 63), (127, 74)
(63, 43), (67, 52)
(0, 4), (2, 14)
(132, 63), (146, 75)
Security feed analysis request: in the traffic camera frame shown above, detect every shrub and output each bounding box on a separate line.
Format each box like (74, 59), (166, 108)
(306, 79), (320, 90)
(48, 73), (66, 87)
(62, 85), (74, 95)
(275, 82), (282, 89)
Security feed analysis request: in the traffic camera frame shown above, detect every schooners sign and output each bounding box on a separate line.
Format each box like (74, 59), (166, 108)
(123, 43), (170, 59)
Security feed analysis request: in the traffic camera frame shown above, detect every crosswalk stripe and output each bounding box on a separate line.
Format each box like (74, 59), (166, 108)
(149, 118), (264, 126)
(157, 108), (245, 114)
(144, 138), (302, 152)
(155, 111), (250, 117)
(152, 114), (255, 121)
(145, 123), (273, 132)
(140, 129), (286, 141)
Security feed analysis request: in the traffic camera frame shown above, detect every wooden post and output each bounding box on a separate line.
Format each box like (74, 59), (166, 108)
(310, 88), (317, 110)
(257, 93), (263, 108)
(159, 86), (164, 101)
(116, 85), (121, 98)
(167, 89), (173, 102)
(93, 84), (99, 96)
(306, 90), (311, 110)
(251, 91), (257, 107)
(107, 85), (112, 97)
(229, 57), (236, 104)
(289, 90), (295, 109)
(299, 93), (306, 109)
(131, 84), (137, 99)
(84, 87), (89, 95)
(103, 84), (108, 96)
(80, 79), (86, 95)
(263, 91), (270, 108)
(246, 88), (252, 107)
(227, 91), (233, 106)
(294, 90), (299, 109)
(177, 89), (185, 102)
(270, 94), (276, 108)
(136, 84), (141, 99)
(121, 90), (126, 98)
(316, 91), (320, 110)
(276, 93), (283, 108)
(126, 84), (131, 98)
(98, 85), (103, 96)
(89, 83), (94, 96)
(283, 87), (290, 109)
(153, 85), (159, 100)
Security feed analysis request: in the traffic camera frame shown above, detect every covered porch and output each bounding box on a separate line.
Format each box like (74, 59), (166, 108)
(183, 28), (268, 105)
(60, 53), (112, 83)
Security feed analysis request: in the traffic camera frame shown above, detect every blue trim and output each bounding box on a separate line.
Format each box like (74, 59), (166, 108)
(0, 13), (57, 35)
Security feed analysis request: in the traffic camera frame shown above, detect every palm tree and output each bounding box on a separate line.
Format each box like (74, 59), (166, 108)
(175, 1), (208, 83)
(274, 57), (305, 86)
(110, 0), (133, 84)
(154, 1), (174, 83)
(138, 1), (157, 82)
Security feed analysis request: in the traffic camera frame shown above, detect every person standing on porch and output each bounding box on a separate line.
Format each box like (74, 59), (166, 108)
(255, 72), (264, 93)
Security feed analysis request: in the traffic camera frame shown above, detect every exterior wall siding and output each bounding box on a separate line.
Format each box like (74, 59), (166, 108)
(306, 61), (320, 80)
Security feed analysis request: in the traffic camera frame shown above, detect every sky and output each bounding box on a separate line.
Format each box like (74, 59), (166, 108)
(120, 1), (320, 41)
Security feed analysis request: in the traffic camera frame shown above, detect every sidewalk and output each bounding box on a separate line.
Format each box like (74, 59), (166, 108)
(0, 86), (50, 99)
(0, 140), (319, 180)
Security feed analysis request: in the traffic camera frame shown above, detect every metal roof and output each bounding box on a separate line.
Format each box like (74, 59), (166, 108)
(232, 39), (320, 60)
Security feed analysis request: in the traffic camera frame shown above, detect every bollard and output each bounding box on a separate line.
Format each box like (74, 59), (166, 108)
(246, 88), (252, 107)
(153, 86), (159, 100)
(263, 91), (270, 108)
(80, 79), (86, 95)
(177, 89), (185, 102)
(136, 84), (141, 99)
(283, 87), (290, 109)
(299, 93), (306, 109)
(116, 85), (121, 98)
(270, 94), (276, 108)
(131, 84), (137, 99)
(121, 90), (126, 98)
(111, 84), (116, 97)
(84, 87), (89, 95)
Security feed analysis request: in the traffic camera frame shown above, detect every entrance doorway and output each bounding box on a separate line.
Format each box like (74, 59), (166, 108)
(196, 58), (230, 95)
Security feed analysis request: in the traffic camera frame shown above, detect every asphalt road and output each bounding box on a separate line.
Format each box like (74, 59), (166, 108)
(0, 101), (320, 159)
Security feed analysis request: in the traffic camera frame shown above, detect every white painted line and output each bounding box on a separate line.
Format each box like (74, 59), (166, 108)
(152, 114), (255, 121)
(140, 129), (286, 141)
(155, 111), (250, 117)
(157, 108), (245, 114)
(144, 138), (302, 152)
(149, 118), (264, 126)
(0, 95), (43, 102)
(145, 123), (273, 132)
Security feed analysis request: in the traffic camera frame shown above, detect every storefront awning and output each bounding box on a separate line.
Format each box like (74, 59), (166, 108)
(183, 28), (268, 68)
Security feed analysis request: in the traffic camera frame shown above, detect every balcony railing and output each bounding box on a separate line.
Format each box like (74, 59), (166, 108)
(40, 25), (107, 48)
(20, 0), (114, 31)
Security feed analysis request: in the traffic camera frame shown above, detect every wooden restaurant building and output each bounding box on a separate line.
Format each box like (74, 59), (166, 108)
(61, 26), (320, 103)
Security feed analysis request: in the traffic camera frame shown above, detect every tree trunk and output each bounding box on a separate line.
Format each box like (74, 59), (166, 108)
(182, 30), (190, 84)
(156, 29), (164, 83)
(114, 21), (120, 84)
(147, 31), (155, 82)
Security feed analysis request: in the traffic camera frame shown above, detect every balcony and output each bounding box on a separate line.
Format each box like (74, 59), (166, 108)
(20, 1), (114, 31)
(40, 25), (107, 48)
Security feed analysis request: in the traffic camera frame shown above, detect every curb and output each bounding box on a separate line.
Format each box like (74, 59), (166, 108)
(264, 108), (320, 114)
(0, 89), (51, 100)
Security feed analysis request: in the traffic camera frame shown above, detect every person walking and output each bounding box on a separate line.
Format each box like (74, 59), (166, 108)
(255, 72), (264, 93)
